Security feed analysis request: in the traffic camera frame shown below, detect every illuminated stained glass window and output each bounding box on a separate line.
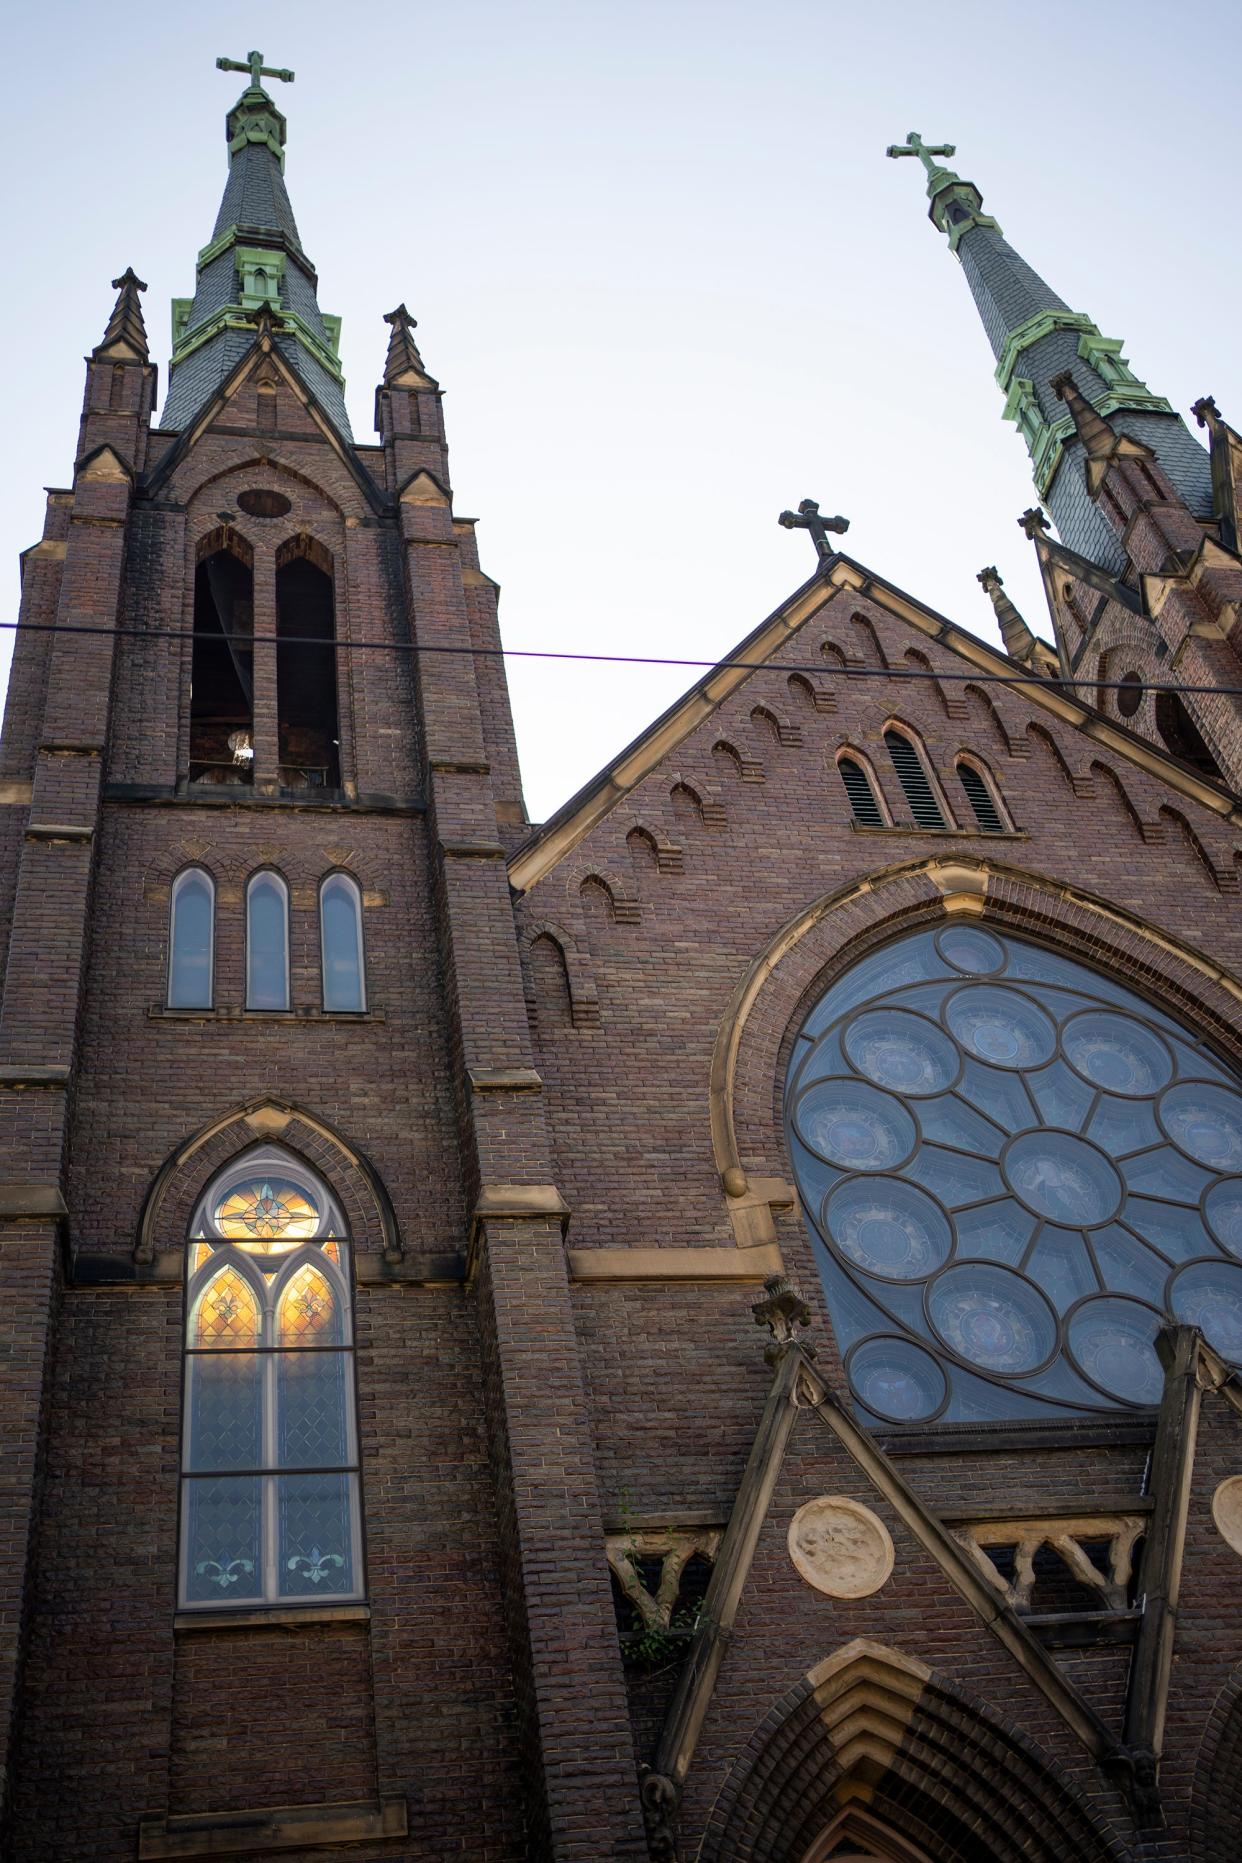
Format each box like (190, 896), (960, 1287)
(785, 926), (1242, 1425)
(180, 1147), (362, 1610)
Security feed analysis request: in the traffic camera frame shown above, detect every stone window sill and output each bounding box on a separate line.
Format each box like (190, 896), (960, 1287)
(138, 1792), (404, 1858)
(173, 1602), (370, 1633)
(850, 822), (1026, 838)
(150, 1006), (384, 1024)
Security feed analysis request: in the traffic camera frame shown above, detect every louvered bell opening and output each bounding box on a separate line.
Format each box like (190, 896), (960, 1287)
(883, 732), (946, 829)
(838, 759), (884, 827)
(958, 764), (1005, 833)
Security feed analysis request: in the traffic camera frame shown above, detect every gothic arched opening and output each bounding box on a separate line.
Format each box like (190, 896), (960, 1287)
(276, 540), (340, 791)
(1155, 690), (1222, 781)
(190, 539), (254, 785)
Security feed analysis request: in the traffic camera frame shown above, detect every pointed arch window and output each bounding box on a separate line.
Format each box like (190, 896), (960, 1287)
(246, 871), (290, 1010)
(837, 754), (886, 827)
(883, 728), (948, 829)
(180, 1147), (362, 1610)
(956, 760), (1007, 834)
(320, 874), (366, 1012)
(168, 868), (215, 1008)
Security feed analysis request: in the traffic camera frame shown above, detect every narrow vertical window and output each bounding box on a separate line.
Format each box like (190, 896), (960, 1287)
(247, 872), (290, 1010)
(883, 729), (947, 829)
(191, 539), (254, 786)
(837, 756), (885, 827)
(180, 1150), (362, 1610)
(957, 762), (1005, 833)
(168, 868), (215, 1008)
(276, 541), (340, 792)
(320, 875), (366, 1012)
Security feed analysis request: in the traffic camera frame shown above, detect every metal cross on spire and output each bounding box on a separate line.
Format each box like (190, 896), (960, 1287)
(216, 49), (295, 89)
(886, 130), (955, 177)
(777, 500), (849, 563)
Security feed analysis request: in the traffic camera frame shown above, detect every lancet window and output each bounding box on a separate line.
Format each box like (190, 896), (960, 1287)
(168, 868), (215, 1008)
(190, 539), (255, 786)
(320, 874), (366, 1012)
(785, 925), (1242, 1425)
(837, 754), (886, 827)
(180, 1147), (362, 1610)
(246, 871), (290, 1010)
(276, 540), (340, 792)
(956, 759), (1006, 834)
(883, 728), (948, 829)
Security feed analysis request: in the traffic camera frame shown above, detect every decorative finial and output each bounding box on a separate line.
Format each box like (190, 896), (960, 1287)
(1193, 395), (1221, 432)
(777, 498), (849, 566)
(977, 565), (1001, 592)
(752, 1274), (814, 1362)
(1018, 506), (1051, 540)
(216, 50), (295, 89)
(95, 267), (149, 361)
(978, 564), (1040, 663)
(886, 130), (956, 177)
(381, 303), (429, 386)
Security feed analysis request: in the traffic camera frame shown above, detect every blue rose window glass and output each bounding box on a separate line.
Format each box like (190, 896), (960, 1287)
(179, 1146), (363, 1609)
(784, 927), (1242, 1423)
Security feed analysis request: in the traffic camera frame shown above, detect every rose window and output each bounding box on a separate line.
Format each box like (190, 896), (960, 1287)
(784, 926), (1242, 1424)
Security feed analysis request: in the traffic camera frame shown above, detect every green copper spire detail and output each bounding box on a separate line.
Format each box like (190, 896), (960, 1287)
(216, 49), (296, 167)
(886, 130), (1001, 251)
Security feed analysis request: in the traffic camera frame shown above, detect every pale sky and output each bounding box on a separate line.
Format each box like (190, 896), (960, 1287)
(6, 0), (1238, 823)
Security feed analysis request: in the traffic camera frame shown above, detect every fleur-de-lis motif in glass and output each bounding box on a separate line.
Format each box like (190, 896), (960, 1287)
(287, 1545), (345, 1585)
(278, 1263), (339, 1343)
(195, 1556), (255, 1589)
(195, 1265), (260, 1347)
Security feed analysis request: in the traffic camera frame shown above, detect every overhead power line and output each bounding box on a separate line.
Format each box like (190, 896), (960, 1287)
(0, 614), (1238, 701)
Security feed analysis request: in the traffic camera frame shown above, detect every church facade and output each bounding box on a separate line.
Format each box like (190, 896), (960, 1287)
(2, 59), (1242, 1863)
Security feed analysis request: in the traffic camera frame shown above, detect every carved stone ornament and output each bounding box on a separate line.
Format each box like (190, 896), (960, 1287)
(1211, 1475), (1242, 1555)
(787, 1496), (895, 1599)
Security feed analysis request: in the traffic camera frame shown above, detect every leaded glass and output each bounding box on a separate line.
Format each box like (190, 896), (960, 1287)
(168, 869), (214, 1009)
(785, 926), (1242, 1421)
(246, 871), (289, 1010)
(320, 875), (366, 1012)
(180, 1148), (362, 1610)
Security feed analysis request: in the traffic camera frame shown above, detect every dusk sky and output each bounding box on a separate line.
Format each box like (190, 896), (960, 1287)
(6, 0), (1237, 822)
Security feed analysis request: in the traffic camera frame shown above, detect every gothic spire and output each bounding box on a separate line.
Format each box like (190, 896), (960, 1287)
(161, 53), (351, 440)
(95, 269), (149, 362)
(382, 305), (432, 386)
(888, 133), (1212, 573)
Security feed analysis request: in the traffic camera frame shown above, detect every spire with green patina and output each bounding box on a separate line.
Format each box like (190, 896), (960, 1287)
(887, 131), (1211, 572)
(161, 51), (350, 439)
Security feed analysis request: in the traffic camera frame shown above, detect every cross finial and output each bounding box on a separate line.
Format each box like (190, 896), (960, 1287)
(1018, 506), (1051, 540)
(886, 130), (956, 177)
(216, 49), (295, 89)
(778, 498), (849, 565)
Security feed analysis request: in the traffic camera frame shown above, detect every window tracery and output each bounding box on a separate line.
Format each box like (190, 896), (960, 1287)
(784, 926), (1242, 1424)
(180, 1146), (362, 1610)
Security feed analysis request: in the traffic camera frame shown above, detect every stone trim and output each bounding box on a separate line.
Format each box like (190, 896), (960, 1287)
(0, 1184), (68, 1219)
(173, 1604), (370, 1633)
(468, 1066), (542, 1092)
(137, 1795), (406, 1859)
(568, 1242), (783, 1284)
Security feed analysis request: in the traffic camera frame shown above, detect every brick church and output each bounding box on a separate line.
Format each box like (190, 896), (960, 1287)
(3, 49), (1242, 1862)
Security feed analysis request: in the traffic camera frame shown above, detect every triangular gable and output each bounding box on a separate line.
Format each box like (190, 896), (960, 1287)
(508, 551), (1241, 894)
(144, 331), (387, 516)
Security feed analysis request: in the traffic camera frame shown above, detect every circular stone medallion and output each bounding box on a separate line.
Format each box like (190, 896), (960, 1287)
(787, 1496), (895, 1599)
(1212, 1476), (1242, 1557)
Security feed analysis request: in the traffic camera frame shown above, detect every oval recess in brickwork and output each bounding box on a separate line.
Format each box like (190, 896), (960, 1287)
(238, 488), (292, 518)
(787, 1495), (894, 1599)
(1211, 1476), (1242, 1556)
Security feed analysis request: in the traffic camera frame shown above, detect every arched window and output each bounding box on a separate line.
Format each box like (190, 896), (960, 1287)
(883, 729), (947, 829)
(168, 868), (215, 1008)
(246, 872), (290, 1010)
(276, 540), (340, 791)
(837, 755), (885, 827)
(785, 925), (1242, 1425)
(320, 875), (366, 1012)
(956, 760), (1006, 834)
(191, 538), (254, 787)
(180, 1147), (362, 1610)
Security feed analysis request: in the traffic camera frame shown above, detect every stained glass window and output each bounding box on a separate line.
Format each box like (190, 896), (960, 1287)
(785, 926), (1242, 1424)
(168, 868), (214, 1008)
(320, 874), (366, 1012)
(246, 871), (290, 1010)
(180, 1148), (361, 1610)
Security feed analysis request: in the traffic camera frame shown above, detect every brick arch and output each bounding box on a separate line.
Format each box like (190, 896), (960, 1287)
(276, 530), (335, 576)
(134, 1098), (402, 1267)
(195, 522), (253, 568)
(1189, 1662), (1242, 1862)
(708, 854), (1242, 1191)
(179, 452), (353, 522)
(696, 1639), (1123, 1863)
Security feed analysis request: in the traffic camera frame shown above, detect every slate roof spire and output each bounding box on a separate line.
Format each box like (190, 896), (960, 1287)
(888, 133), (1212, 573)
(95, 269), (149, 362)
(161, 54), (351, 440)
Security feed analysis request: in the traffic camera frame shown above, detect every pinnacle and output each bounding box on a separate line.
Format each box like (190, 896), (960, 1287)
(382, 304), (428, 385)
(96, 267), (149, 361)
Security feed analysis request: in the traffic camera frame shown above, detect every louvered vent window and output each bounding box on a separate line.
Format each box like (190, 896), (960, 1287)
(883, 731), (946, 829)
(958, 763), (1005, 834)
(838, 758), (884, 827)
